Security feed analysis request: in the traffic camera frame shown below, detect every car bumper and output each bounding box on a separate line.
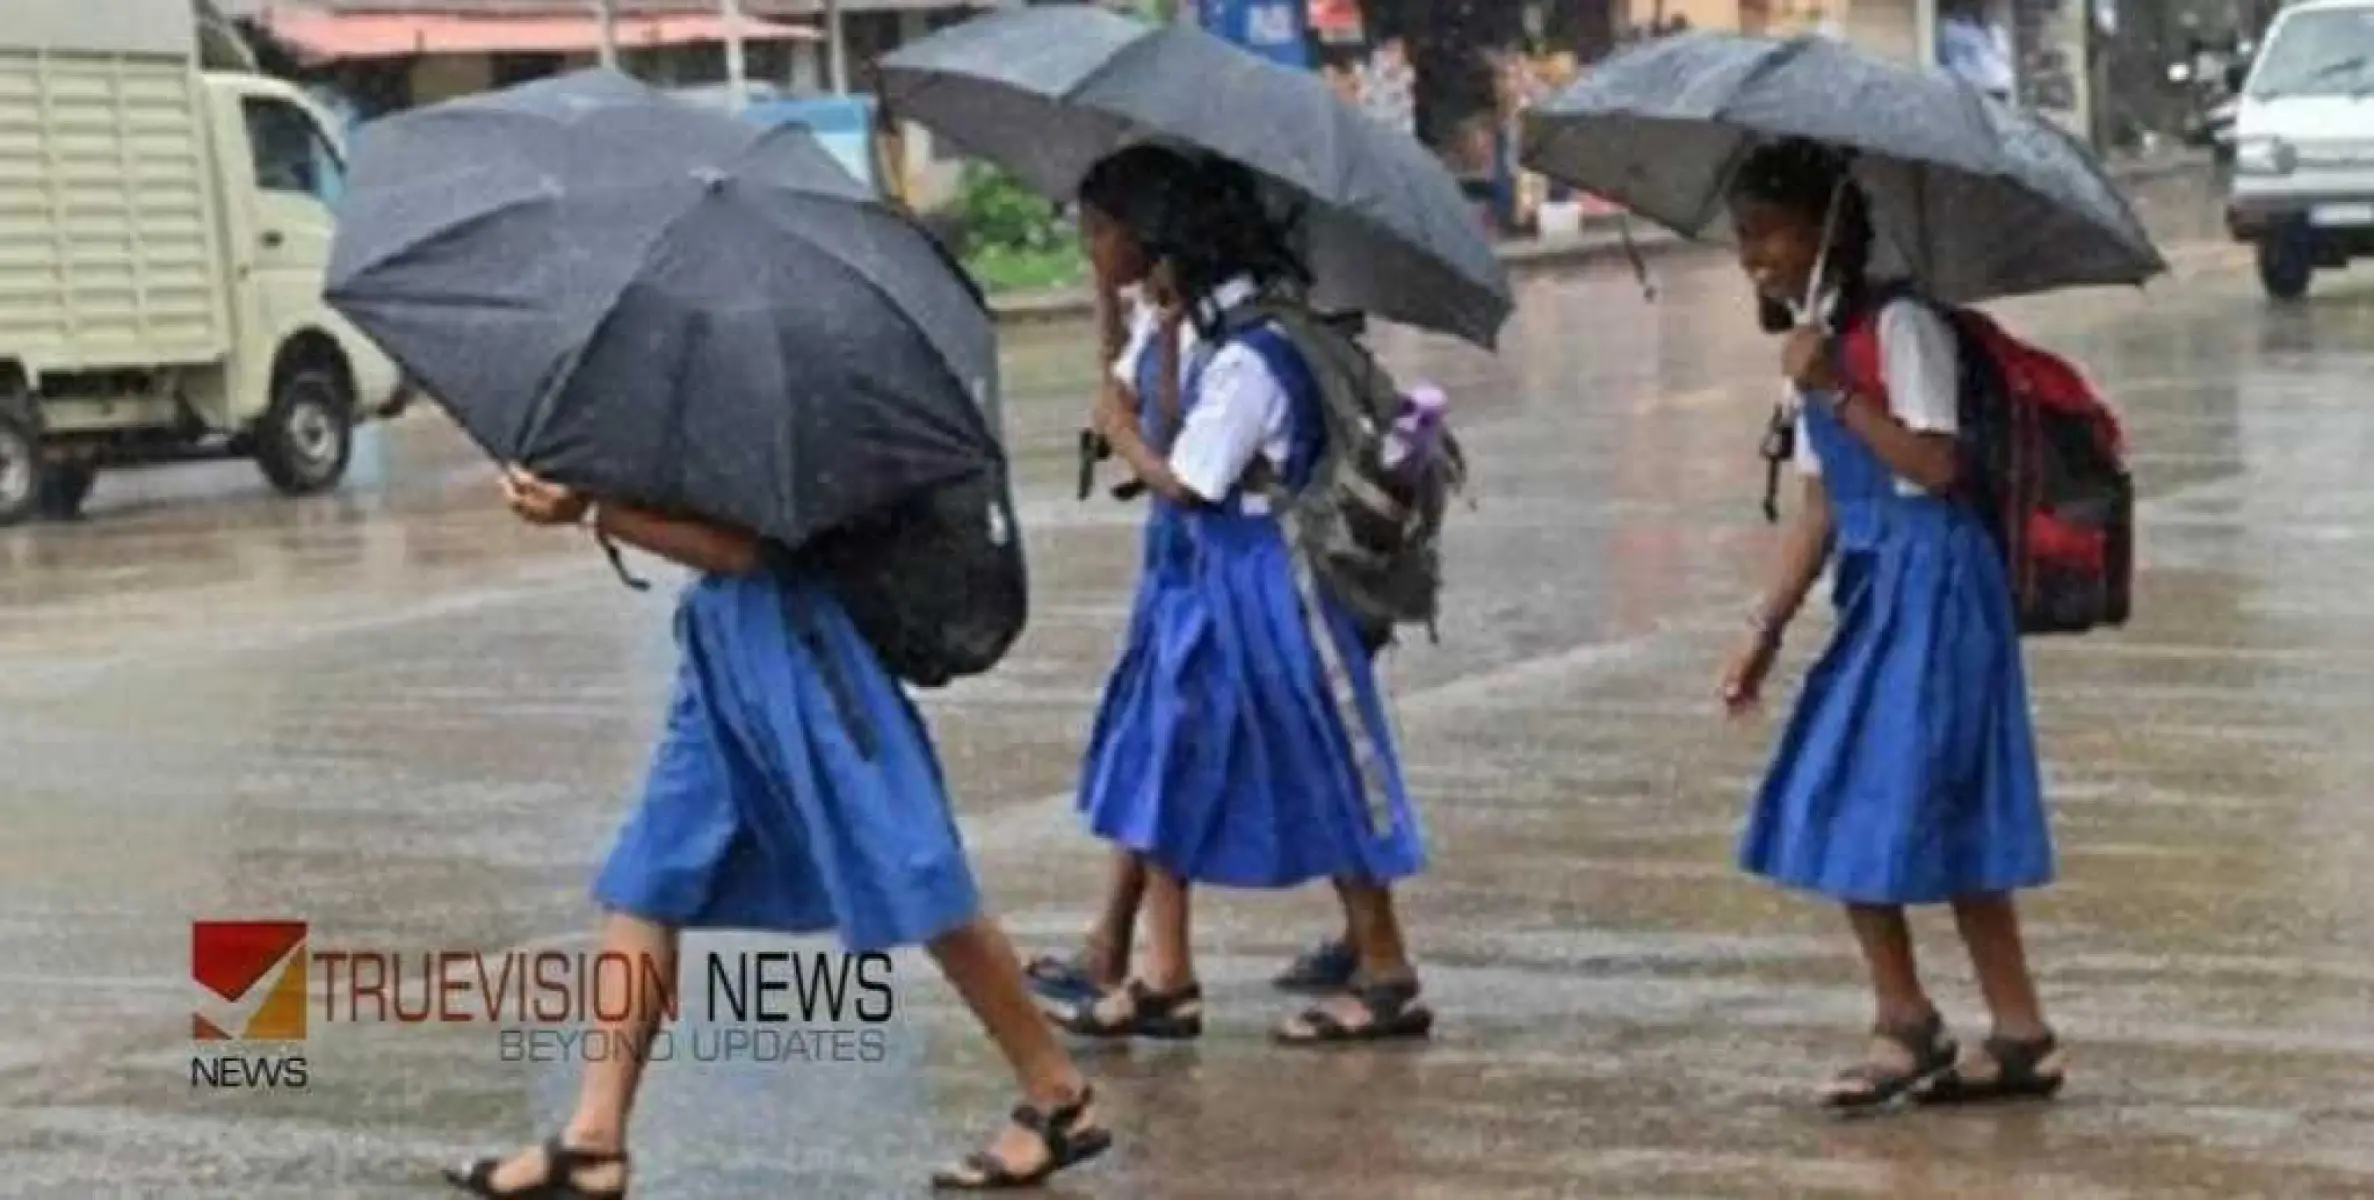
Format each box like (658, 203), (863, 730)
(2228, 170), (2374, 240)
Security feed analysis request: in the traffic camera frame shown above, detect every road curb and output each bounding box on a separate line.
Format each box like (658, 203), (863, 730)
(987, 153), (2213, 326)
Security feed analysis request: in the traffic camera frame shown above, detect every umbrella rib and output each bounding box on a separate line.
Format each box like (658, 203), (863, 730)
(728, 168), (999, 454)
(510, 181), (711, 458)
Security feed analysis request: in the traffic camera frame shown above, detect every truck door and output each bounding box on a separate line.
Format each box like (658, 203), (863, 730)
(234, 93), (347, 367)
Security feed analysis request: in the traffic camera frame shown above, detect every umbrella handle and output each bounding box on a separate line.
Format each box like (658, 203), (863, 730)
(1078, 428), (1105, 501)
(1797, 176), (1852, 323)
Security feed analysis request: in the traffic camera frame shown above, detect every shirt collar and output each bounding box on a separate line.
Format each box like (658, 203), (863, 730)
(1192, 275), (1260, 328)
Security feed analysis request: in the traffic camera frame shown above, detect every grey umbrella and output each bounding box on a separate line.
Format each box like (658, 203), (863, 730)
(326, 69), (1004, 553)
(1520, 32), (2166, 304)
(878, 7), (1511, 349)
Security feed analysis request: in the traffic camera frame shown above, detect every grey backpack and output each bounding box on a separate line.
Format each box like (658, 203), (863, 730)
(1239, 301), (1465, 651)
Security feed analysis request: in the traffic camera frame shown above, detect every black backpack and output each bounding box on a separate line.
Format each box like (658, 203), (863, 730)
(803, 462), (1028, 688)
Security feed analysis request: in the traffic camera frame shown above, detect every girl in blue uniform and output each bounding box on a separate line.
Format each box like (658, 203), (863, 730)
(448, 476), (1109, 1196)
(1051, 149), (1435, 1046)
(1719, 140), (2066, 1110)
(1024, 148), (1376, 1009)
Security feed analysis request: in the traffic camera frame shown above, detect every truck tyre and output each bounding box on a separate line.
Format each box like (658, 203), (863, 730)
(2258, 231), (2314, 302)
(0, 408), (36, 528)
(255, 365), (354, 497)
(35, 462), (96, 521)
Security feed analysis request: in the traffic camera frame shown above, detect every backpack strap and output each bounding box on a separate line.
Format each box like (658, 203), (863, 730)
(1213, 304), (1400, 828)
(1829, 283), (1919, 404)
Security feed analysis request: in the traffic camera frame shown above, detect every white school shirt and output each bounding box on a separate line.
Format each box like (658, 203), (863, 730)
(1794, 296), (1961, 498)
(1163, 276), (1298, 507)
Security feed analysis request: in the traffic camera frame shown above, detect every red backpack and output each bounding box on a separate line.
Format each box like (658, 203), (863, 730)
(1834, 291), (2135, 636)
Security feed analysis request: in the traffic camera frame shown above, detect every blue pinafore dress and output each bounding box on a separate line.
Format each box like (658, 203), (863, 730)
(1076, 322), (1428, 890)
(594, 564), (982, 953)
(1738, 397), (2055, 906)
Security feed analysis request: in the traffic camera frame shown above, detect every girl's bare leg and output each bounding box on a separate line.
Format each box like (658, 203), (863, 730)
(1083, 849), (1147, 984)
(1274, 881), (1430, 1040)
(1917, 893), (2066, 1101)
(1846, 903), (1934, 1028)
(476, 913), (676, 1193)
(1139, 865), (1196, 994)
(1951, 893), (2050, 1040)
(929, 917), (1104, 1177)
(1340, 880), (1414, 983)
(1812, 902), (1952, 1103)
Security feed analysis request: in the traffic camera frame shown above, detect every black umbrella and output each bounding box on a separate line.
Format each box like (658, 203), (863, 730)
(879, 7), (1511, 349)
(326, 69), (1003, 553)
(1520, 32), (2166, 304)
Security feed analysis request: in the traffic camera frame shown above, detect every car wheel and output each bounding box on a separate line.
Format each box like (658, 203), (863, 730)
(2258, 231), (2314, 302)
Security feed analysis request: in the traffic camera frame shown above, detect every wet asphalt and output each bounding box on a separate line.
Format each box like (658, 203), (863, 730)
(4, 166), (2373, 1198)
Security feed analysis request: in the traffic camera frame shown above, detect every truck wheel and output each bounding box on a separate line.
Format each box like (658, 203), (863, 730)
(0, 409), (36, 528)
(255, 366), (354, 497)
(35, 462), (96, 521)
(2258, 231), (2314, 301)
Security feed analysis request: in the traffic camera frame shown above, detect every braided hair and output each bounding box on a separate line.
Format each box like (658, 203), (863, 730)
(1730, 139), (1875, 333)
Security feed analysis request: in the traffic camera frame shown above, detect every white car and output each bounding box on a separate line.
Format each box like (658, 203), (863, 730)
(2226, 0), (2374, 300)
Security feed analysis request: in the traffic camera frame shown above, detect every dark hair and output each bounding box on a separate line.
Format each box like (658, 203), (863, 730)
(1731, 138), (1875, 330)
(1077, 146), (1309, 335)
(1076, 143), (1203, 246)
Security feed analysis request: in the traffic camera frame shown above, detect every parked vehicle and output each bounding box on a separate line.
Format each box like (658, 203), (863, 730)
(0, 0), (406, 525)
(2226, 0), (2374, 301)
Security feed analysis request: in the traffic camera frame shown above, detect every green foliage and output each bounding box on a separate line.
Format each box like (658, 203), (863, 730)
(955, 162), (1071, 254)
(952, 161), (1084, 292)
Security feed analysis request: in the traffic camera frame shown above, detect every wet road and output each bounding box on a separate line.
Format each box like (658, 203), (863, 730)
(6, 167), (2374, 1197)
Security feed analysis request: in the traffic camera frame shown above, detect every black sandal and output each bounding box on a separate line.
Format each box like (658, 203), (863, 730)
(1915, 1032), (2067, 1106)
(930, 1085), (1114, 1191)
(1053, 979), (1204, 1041)
(1272, 977), (1435, 1046)
(1272, 936), (1359, 995)
(445, 1137), (628, 1198)
(1818, 1013), (1959, 1112)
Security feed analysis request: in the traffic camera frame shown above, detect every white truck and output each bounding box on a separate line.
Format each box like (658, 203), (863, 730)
(0, 0), (406, 525)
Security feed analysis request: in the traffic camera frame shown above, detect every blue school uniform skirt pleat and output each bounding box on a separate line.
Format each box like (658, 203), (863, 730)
(594, 569), (981, 953)
(1738, 496), (2056, 906)
(1077, 504), (1427, 890)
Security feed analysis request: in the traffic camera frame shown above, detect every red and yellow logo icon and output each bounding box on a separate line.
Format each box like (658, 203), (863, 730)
(191, 921), (309, 1041)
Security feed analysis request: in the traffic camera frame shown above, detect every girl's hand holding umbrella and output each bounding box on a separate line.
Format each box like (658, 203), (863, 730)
(1781, 326), (1841, 394)
(501, 464), (589, 527)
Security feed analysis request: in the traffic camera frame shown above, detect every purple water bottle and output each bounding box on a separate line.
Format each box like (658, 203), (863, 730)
(1379, 385), (1448, 482)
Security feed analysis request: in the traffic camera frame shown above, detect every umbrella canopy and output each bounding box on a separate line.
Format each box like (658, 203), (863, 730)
(326, 69), (1003, 552)
(879, 7), (1511, 349)
(1520, 32), (2165, 304)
